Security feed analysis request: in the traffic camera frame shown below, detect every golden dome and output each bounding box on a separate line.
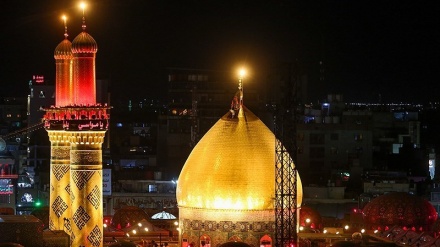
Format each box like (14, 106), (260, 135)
(71, 31), (97, 53)
(177, 107), (302, 211)
(54, 39), (72, 59)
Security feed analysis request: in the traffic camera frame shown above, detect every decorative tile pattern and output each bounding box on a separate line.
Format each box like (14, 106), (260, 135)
(73, 206), (91, 230)
(70, 232), (75, 246)
(65, 218), (72, 232)
(65, 183), (71, 195)
(87, 225), (102, 247)
(219, 221), (233, 231)
(71, 150), (101, 165)
(49, 218), (54, 230)
(52, 146), (70, 159)
(87, 185), (101, 210)
(205, 221), (217, 231)
(72, 170), (94, 190)
(52, 196), (68, 217)
(252, 222), (263, 232)
(52, 164), (69, 181)
(192, 220), (201, 230)
(236, 222), (247, 232)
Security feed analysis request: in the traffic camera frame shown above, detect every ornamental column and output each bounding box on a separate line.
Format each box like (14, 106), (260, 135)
(48, 131), (71, 232)
(69, 131), (106, 247)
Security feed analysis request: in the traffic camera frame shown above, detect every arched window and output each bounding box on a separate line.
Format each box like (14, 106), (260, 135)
(259, 235), (272, 247)
(200, 234), (211, 247)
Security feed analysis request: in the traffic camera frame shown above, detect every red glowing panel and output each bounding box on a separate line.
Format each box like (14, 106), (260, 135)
(73, 55), (96, 105)
(55, 59), (73, 107)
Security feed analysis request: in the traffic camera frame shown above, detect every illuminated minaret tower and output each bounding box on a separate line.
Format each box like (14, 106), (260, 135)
(44, 3), (109, 247)
(72, 2), (97, 105)
(47, 15), (73, 233)
(55, 15), (73, 107)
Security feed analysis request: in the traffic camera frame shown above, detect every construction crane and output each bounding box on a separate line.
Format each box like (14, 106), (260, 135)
(0, 122), (45, 141)
(274, 62), (301, 247)
(0, 122), (44, 151)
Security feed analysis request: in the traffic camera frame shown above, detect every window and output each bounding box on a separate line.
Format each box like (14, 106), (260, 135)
(310, 147), (325, 158)
(330, 133), (339, 141)
(148, 184), (158, 193)
(354, 133), (363, 141)
(310, 133), (325, 145)
(310, 161), (324, 168)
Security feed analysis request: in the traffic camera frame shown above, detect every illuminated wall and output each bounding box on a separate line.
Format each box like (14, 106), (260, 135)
(179, 207), (275, 247)
(69, 131), (106, 247)
(48, 131), (71, 231)
(71, 32), (97, 105)
(54, 39), (73, 107)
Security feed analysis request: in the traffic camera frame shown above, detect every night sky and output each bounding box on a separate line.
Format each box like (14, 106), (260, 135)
(0, 1), (438, 103)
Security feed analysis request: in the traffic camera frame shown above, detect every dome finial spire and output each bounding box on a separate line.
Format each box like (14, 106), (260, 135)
(61, 15), (68, 39)
(80, 2), (87, 31)
(229, 68), (247, 118)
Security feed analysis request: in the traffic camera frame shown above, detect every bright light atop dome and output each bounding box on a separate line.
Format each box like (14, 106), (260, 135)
(62, 15), (67, 21)
(238, 68), (246, 79)
(80, 2), (86, 10)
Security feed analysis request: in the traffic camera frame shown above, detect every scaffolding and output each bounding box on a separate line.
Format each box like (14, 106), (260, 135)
(274, 62), (301, 247)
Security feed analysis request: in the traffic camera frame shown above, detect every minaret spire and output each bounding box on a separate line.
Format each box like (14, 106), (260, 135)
(238, 68), (246, 107)
(62, 15), (68, 39)
(80, 2), (86, 31)
(229, 68), (247, 118)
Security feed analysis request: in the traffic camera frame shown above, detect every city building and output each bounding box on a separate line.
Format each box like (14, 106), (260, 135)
(0, 97), (28, 214)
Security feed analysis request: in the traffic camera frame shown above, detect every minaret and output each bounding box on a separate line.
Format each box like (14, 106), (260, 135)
(44, 4), (109, 246)
(48, 16), (72, 232)
(71, 3), (97, 105)
(55, 15), (73, 107)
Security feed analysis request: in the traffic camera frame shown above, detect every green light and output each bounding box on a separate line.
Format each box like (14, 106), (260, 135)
(35, 200), (42, 207)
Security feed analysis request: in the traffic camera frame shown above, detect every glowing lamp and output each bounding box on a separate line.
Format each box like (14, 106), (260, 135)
(238, 68), (246, 79)
(80, 2), (86, 11)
